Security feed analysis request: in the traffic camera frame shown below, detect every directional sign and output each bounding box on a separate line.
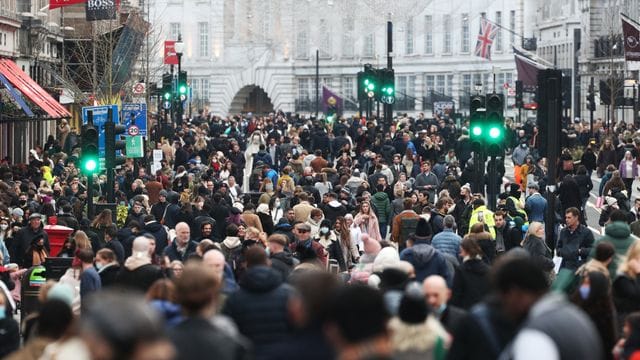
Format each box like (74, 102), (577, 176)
(163, 101), (171, 110)
(82, 105), (119, 157)
(122, 103), (147, 137)
(125, 136), (144, 158)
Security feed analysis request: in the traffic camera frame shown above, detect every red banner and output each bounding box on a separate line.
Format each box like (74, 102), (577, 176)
(50, 0), (85, 10)
(622, 13), (640, 62)
(164, 41), (178, 65)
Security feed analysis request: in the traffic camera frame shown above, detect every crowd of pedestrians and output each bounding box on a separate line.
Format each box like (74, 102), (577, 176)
(0, 112), (640, 359)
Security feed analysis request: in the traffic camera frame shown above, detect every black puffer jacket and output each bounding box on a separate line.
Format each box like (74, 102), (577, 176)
(270, 251), (297, 282)
(223, 266), (294, 359)
(450, 258), (490, 310)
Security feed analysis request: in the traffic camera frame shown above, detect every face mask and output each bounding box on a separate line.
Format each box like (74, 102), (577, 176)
(95, 262), (104, 271)
(19, 200), (27, 205)
(275, 200), (281, 208)
(320, 227), (330, 234)
(579, 285), (590, 300)
(265, 247), (271, 256)
(0, 224), (7, 231)
(0, 308), (5, 321)
(265, 184), (274, 192)
(435, 303), (446, 316)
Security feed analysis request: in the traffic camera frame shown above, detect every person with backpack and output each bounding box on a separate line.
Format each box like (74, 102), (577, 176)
(390, 198), (420, 250)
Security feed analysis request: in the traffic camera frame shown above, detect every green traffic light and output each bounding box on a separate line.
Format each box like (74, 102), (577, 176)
(472, 126), (482, 136)
(489, 127), (501, 139)
(164, 93), (171, 100)
(386, 88), (394, 95)
(367, 83), (375, 90)
(179, 85), (187, 94)
(84, 158), (97, 172)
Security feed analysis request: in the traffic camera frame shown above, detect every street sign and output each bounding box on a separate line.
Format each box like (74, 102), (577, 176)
(128, 125), (140, 136)
(122, 103), (147, 137)
(163, 101), (171, 110)
(125, 136), (144, 158)
(82, 105), (119, 158)
(132, 82), (146, 94)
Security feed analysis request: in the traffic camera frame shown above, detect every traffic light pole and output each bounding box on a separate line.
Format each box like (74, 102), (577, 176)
(590, 77), (595, 136)
(384, 20), (393, 127)
(86, 111), (95, 220)
(169, 64), (175, 125)
(487, 156), (497, 211)
(106, 108), (115, 204)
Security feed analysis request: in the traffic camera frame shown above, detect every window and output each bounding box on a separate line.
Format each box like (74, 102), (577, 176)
(341, 76), (355, 100)
(319, 19), (331, 57)
(436, 74), (446, 94)
(296, 20), (308, 59)
(462, 74), (472, 94)
(363, 33), (374, 58)
(191, 79), (200, 98)
(425, 75), (435, 94)
(495, 11), (502, 52)
(443, 15), (451, 53)
(169, 23), (181, 41)
(322, 77), (333, 89)
(298, 78), (310, 100)
(262, 0), (272, 40)
(461, 13), (469, 53)
(424, 15), (433, 54)
(510, 10), (516, 46)
(201, 78), (210, 100)
(405, 18), (414, 54)
(342, 18), (354, 57)
(446, 74), (454, 96)
(198, 22), (209, 57)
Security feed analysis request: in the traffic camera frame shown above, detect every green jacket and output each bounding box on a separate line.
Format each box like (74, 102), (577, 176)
(371, 191), (391, 224)
(590, 221), (636, 281)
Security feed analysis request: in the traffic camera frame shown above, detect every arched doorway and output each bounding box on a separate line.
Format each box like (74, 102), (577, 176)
(229, 85), (274, 115)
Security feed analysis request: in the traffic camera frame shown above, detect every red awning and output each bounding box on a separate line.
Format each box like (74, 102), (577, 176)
(0, 58), (70, 118)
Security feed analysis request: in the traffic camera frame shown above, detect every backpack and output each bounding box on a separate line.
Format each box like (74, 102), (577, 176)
(398, 217), (419, 247)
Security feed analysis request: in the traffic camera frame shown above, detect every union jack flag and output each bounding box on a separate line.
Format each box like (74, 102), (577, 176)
(475, 18), (498, 60)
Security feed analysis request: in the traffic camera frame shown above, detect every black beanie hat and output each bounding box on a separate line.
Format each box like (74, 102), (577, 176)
(414, 218), (432, 238)
(398, 283), (430, 324)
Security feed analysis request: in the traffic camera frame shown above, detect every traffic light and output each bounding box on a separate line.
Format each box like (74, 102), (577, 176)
(362, 64), (377, 99)
(587, 83), (596, 111)
(178, 70), (188, 101)
(357, 71), (365, 100)
(379, 68), (395, 104)
(162, 72), (172, 101)
(515, 80), (524, 109)
(105, 120), (127, 169)
(485, 93), (505, 157)
(80, 123), (99, 175)
(469, 95), (485, 152)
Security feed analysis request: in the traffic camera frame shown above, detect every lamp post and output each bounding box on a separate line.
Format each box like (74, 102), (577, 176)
(174, 34), (184, 126)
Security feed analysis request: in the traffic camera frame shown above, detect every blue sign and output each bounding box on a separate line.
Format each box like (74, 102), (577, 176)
(82, 105), (119, 157)
(122, 103), (147, 137)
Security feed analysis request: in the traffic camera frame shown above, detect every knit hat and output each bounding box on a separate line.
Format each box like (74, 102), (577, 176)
(398, 282), (430, 324)
(47, 283), (75, 306)
(414, 218), (432, 239)
(159, 190), (168, 197)
(11, 208), (24, 218)
(605, 196), (618, 207)
(373, 247), (401, 273)
(362, 234), (382, 257)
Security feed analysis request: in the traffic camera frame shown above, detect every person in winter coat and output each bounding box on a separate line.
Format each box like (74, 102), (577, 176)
(142, 215), (169, 258)
(314, 219), (347, 271)
(581, 145), (597, 177)
(598, 138), (618, 177)
(0, 292), (19, 357)
(116, 236), (164, 293)
(521, 222), (555, 278)
(450, 236), (490, 310)
(400, 218), (451, 284)
(557, 207), (595, 271)
(590, 211), (636, 281)
(319, 192), (347, 225)
(220, 224), (243, 263)
(354, 200), (383, 242)
(571, 271), (617, 360)
(267, 234), (297, 281)
(169, 262), (251, 360)
(574, 165), (594, 213)
(12, 213), (49, 268)
(613, 240), (640, 332)
(163, 222), (198, 263)
(256, 203), (274, 236)
(370, 185), (392, 239)
(222, 246), (296, 359)
(619, 150), (639, 198)
(95, 248), (121, 288)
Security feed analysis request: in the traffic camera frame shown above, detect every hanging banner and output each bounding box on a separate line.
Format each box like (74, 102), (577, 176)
(622, 13), (640, 62)
(164, 41), (178, 65)
(86, 0), (117, 21)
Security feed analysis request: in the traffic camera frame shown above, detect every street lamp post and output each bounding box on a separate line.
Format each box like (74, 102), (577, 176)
(175, 35), (184, 126)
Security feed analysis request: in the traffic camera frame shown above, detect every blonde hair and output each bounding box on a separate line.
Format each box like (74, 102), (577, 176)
(73, 230), (92, 250)
(245, 226), (261, 240)
(619, 239), (640, 278)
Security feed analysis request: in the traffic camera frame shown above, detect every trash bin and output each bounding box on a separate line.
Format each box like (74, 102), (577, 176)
(44, 224), (73, 257)
(20, 265), (46, 322)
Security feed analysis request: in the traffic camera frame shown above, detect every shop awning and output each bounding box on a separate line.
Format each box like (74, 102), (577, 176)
(0, 58), (70, 118)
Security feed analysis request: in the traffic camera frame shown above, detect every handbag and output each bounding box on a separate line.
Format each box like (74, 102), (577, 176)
(596, 196), (604, 209)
